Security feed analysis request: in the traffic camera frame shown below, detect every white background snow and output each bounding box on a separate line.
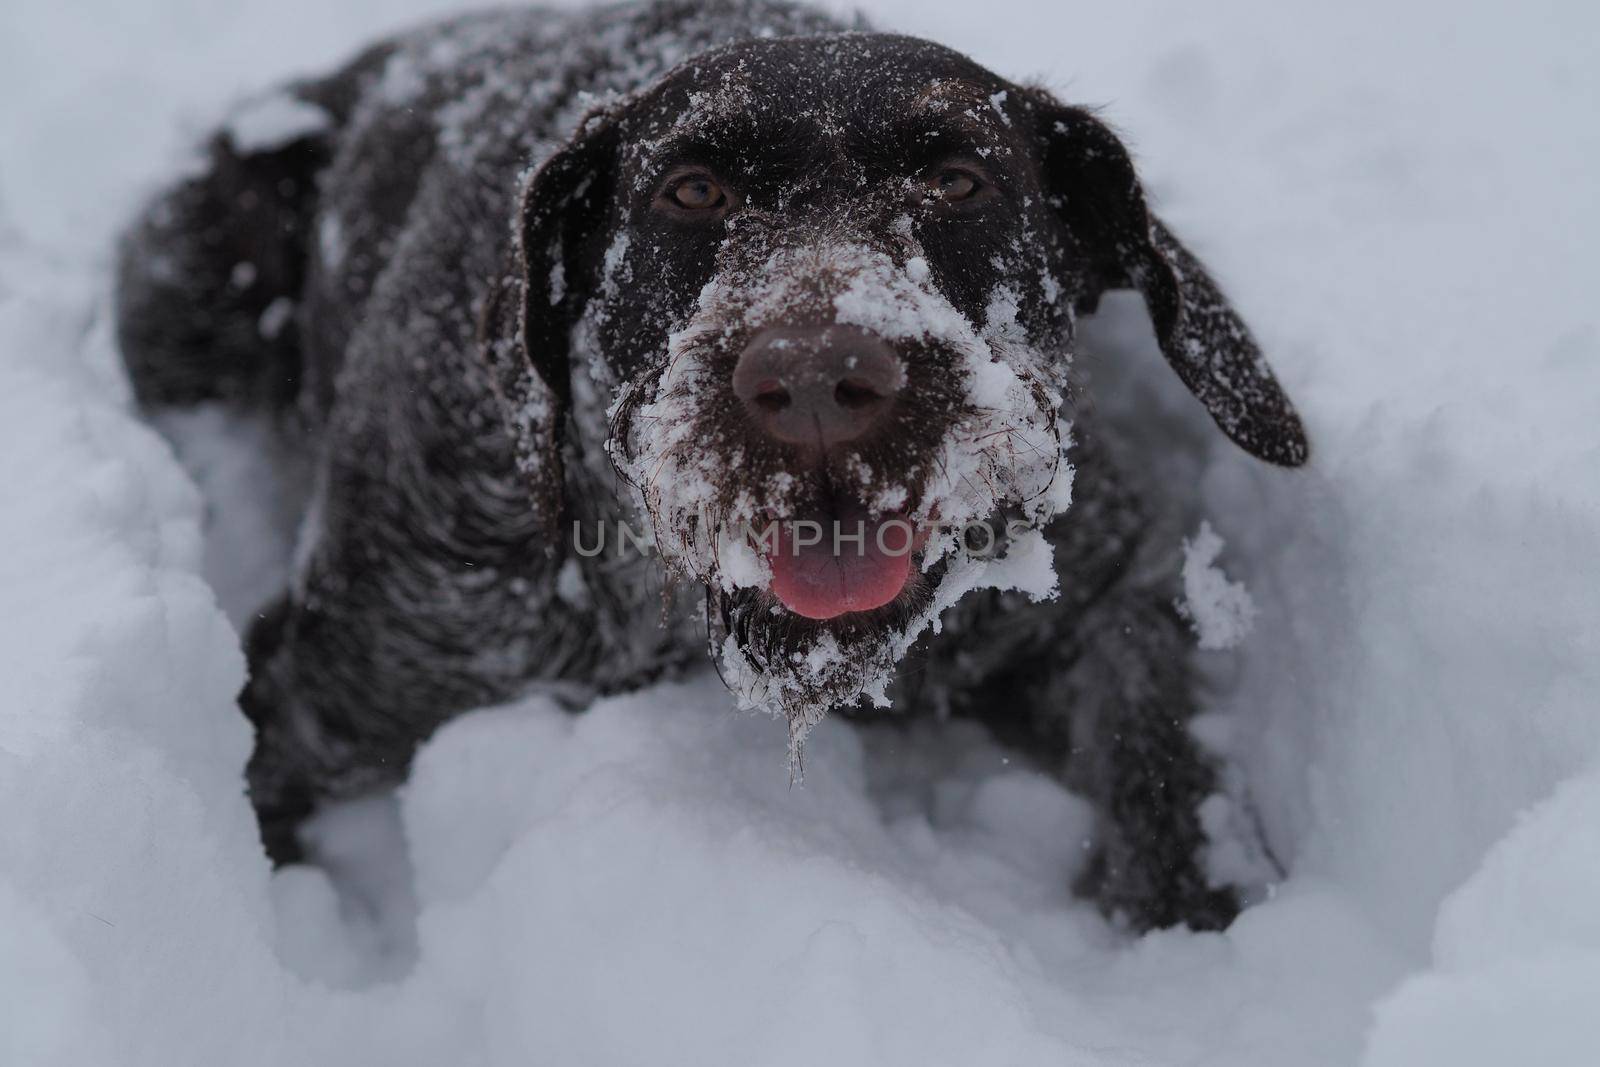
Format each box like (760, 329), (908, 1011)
(2, 0), (1598, 1064)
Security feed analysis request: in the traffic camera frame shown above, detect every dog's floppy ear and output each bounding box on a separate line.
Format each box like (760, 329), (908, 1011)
(1030, 100), (1309, 467)
(479, 109), (621, 510)
(515, 109), (622, 415)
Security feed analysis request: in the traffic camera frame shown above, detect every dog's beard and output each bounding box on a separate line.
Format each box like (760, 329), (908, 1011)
(607, 236), (1075, 755)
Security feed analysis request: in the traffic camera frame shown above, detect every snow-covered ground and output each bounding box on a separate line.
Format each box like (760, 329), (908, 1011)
(3, 0), (1598, 1063)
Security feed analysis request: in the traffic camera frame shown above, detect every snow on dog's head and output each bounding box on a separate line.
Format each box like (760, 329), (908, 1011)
(493, 32), (1307, 747)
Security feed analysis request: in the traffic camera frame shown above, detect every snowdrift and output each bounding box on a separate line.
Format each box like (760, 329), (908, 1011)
(2, 0), (1597, 1064)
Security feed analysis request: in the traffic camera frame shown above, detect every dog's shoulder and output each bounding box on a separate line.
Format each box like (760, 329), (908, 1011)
(312, 0), (857, 187)
(296, 1), (856, 403)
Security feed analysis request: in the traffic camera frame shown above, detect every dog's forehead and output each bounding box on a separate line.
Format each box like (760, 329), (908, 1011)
(625, 34), (1021, 152)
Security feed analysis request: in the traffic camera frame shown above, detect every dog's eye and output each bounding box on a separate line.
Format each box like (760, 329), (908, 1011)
(660, 172), (729, 213)
(924, 167), (984, 203)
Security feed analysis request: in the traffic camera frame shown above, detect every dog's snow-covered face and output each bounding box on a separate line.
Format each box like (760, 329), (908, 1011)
(504, 34), (1308, 740)
(611, 213), (1074, 735)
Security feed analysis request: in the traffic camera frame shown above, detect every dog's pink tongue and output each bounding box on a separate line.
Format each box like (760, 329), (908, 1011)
(766, 512), (913, 620)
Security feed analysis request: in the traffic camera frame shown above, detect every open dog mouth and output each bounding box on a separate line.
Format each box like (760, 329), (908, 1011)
(758, 491), (937, 620)
(763, 506), (915, 619)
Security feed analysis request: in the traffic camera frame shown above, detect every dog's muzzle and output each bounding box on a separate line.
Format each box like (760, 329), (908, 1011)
(729, 323), (916, 620)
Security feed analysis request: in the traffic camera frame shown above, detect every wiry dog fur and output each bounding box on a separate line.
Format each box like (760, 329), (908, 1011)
(116, 0), (1307, 931)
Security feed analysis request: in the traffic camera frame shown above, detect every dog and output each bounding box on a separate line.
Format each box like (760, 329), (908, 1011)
(116, 0), (1307, 931)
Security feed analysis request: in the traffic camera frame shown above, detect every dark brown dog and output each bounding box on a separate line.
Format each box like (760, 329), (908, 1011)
(117, 0), (1307, 931)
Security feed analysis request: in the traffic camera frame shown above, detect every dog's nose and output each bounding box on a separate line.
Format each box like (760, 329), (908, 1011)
(733, 325), (902, 448)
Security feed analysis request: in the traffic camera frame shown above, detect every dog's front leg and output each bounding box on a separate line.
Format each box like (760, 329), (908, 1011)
(1047, 587), (1239, 932)
(239, 580), (535, 866)
(963, 432), (1240, 931)
(968, 588), (1237, 931)
(237, 478), (588, 865)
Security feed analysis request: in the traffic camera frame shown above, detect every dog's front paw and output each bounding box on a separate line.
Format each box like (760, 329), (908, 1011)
(1076, 841), (1241, 932)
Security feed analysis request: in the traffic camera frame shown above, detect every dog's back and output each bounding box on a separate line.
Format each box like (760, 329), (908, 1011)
(117, 1), (845, 419)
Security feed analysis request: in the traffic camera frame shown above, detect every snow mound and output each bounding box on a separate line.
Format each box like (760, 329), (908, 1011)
(1363, 769), (1600, 1067)
(1177, 520), (1256, 651)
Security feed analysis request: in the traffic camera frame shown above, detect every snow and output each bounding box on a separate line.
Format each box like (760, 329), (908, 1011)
(1362, 771), (1600, 1066)
(1178, 521), (1256, 651)
(2, 0), (1598, 1065)
(223, 92), (330, 154)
